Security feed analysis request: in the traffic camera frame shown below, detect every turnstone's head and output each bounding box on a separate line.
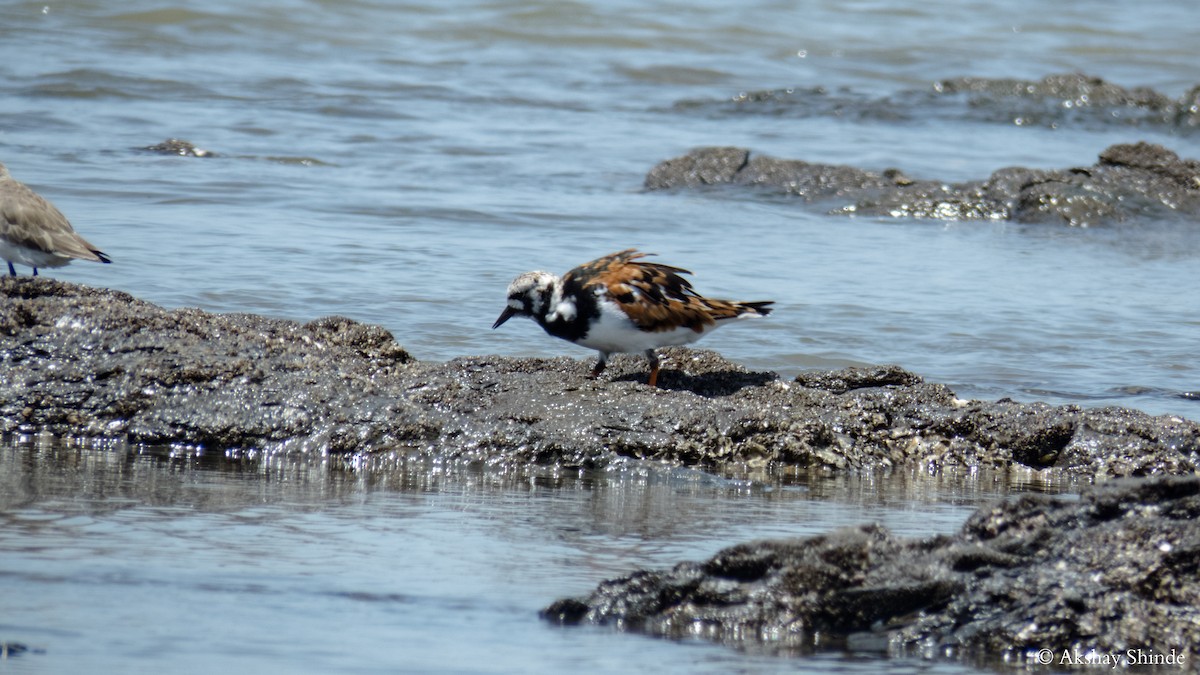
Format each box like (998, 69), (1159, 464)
(493, 270), (557, 329)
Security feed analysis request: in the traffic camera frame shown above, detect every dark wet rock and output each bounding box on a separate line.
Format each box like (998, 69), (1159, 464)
(140, 138), (215, 157)
(678, 73), (1200, 131)
(544, 476), (1200, 665)
(643, 147), (748, 188)
(1, 278), (1197, 476)
(0, 279), (415, 452)
(0, 642), (35, 658)
(645, 143), (1200, 227)
(928, 73), (1194, 129)
(1099, 142), (1200, 190)
(933, 73), (1169, 106)
(792, 364), (923, 394)
(644, 147), (894, 199)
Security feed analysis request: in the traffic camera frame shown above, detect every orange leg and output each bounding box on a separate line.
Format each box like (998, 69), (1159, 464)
(645, 349), (660, 387)
(590, 353), (609, 379)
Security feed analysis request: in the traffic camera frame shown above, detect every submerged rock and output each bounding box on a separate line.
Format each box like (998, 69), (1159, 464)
(929, 73), (1191, 128)
(677, 73), (1200, 131)
(645, 142), (1200, 227)
(0, 642), (36, 658)
(543, 476), (1200, 667)
(2, 278), (1197, 477)
(140, 138), (215, 157)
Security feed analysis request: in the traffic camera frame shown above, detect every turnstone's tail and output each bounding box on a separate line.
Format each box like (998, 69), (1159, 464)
(703, 299), (773, 320)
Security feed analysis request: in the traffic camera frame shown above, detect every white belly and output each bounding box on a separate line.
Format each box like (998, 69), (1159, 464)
(0, 238), (70, 269)
(575, 298), (711, 355)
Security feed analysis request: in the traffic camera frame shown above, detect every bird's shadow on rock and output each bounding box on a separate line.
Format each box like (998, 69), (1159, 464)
(612, 368), (778, 396)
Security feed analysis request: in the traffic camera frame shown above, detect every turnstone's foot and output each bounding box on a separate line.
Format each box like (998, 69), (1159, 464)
(644, 349), (661, 388)
(590, 358), (607, 380)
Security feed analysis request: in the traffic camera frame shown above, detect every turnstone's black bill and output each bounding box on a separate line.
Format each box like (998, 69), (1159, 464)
(0, 162), (112, 277)
(493, 249), (773, 387)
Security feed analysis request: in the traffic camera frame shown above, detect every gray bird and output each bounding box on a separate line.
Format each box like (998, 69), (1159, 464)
(0, 162), (111, 276)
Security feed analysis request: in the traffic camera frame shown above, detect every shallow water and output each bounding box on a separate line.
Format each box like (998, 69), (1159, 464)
(0, 439), (1062, 673)
(1, 0), (1198, 670)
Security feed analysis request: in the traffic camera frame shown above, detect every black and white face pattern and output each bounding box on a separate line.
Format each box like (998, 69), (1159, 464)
(493, 270), (561, 330)
(506, 271), (557, 317)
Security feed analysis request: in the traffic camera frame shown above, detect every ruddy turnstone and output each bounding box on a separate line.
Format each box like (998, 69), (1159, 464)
(0, 162), (112, 277)
(493, 249), (773, 387)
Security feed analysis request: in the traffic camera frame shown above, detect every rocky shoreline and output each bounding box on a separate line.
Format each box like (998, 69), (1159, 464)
(674, 73), (1200, 133)
(2, 277), (1196, 475)
(3, 277), (1199, 668)
(645, 141), (1200, 227)
(544, 475), (1200, 667)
